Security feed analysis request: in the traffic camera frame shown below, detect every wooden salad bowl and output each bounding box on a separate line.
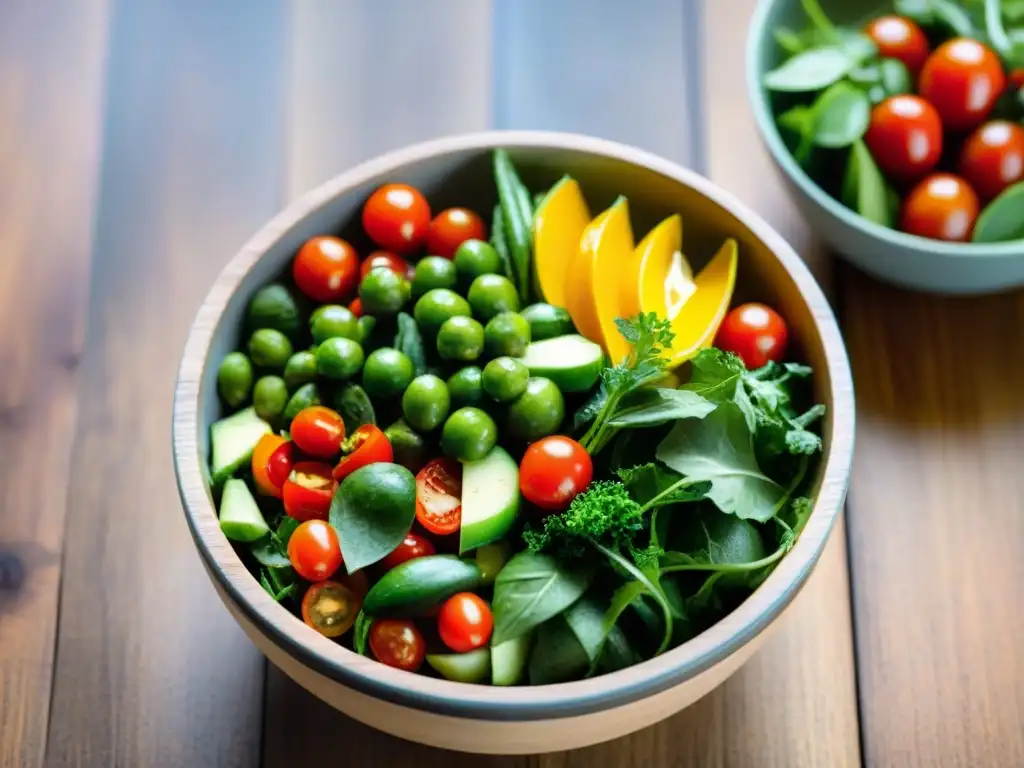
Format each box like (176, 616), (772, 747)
(172, 131), (855, 754)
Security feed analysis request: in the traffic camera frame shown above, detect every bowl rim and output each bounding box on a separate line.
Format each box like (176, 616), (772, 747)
(173, 129), (855, 722)
(746, 0), (1022, 259)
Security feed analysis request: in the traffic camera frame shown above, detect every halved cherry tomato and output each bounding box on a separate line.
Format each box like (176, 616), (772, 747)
(415, 458), (462, 536)
(290, 406), (345, 459)
(864, 16), (930, 76)
(362, 183), (430, 255)
(715, 303), (789, 370)
(369, 619), (426, 671)
(425, 208), (487, 258)
(864, 95), (943, 181)
(283, 461), (336, 521)
(301, 580), (360, 638)
(292, 236), (360, 303)
(382, 532), (437, 570)
(360, 250), (414, 281)
(333, 424), (393, 481)
(519, 436), (593, 511)
(288, 519), (342, 582)
(437, 593), (493, 653)
(919, 38), (1006, 132)
(349, 297), (363, 317)
(900, 173), (980, 242)
(251, 434), (294, 498)
(959, 120), (1024, 202)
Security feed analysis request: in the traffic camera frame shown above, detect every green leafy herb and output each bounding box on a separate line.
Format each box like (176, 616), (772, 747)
(353, 610), (372, 656)
(592, 541), (673, 655)
(606, 387), (716, 428)
(879, 58), (913, 96)
(972, 181), (1024, 243)
(774, 26), (808, 55)
(394, 312), (428, 377)
(527, 615), (590, 684)
(250, 536), (290, 568)
(333, 383), (375, 430)
(491, 551), (592, 645)
(490, 202), (517, 285)
(896, 0), (976, 36)
(985, 0), (1024, 65)
(843, 138), (894, 227)
(616, 463), (709, 509)
(258, 567), (296, 602)
(763, 47), (857, 92)
(809, 80), (871, 148)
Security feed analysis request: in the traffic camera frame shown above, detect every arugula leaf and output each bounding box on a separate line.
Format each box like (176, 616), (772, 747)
(616, 462), (709, 509)
(491, 552), (592, 645)
(394, 312), (428, 377)
(606, 387), (716, 428)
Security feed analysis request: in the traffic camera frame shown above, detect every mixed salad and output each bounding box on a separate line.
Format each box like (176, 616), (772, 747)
(208, 150), (825, 686)
(765, 0), (1024, 243)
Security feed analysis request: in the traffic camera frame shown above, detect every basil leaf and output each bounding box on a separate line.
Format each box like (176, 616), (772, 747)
(527, 615), (590, 685)
(763, 47), (856, 92)
(491, 551), (592, 644)
(333, 383), (375, 430)
(394, 312), (428, 377)
(811, 81), (871, 148)
(329, 463), (416, 572)
(843, 138), (894, 227)
(880, 58), (913, 96)
(972, 181), (1024, 243)
(607, 388), (716, 428)
(656, 403), (784, 523)
(777, 104), (814, 135)
(773, 26), (807, 55)
(617, 462), (709, 507)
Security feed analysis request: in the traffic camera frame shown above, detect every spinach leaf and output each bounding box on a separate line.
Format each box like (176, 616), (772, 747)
(394, 312), (428, 377)
(334, 383), (375, 429)
(973, 182), (1024, 243)
(763, 47), (856, 92)
(606, 387), (716, 428)
(617, 462), (709, 509)
(491, 551), (592, 644)
(880, 58), (913, 96)
(843, 138), (894, 227)
(353, 610), (372, 656)
(810, 81), (871, 148)
(656, 403), (785, 522)
(563, 596), (609, 665)
(528, 615), (590, 684)
(666, 510), (768, 569)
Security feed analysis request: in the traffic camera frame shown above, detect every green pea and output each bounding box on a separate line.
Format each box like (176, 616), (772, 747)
(246, 283), (303, 339)
(362, 348), (415, 399)
(507, 377), (565, 441)
(283, 350), (318, 390)
(356, 315), (377, 345)
(437, 316), (485, 362)
(253, 375), (289, 422)
(310, 304), (360, 344)
(411, 256), (458, 298)
(360, 268), (410, 316)
(482, 357), (529, 403)
(520, 303), (575, 341)
(316, 337), (365, 380)
(283, 382), (321, 422)
(414, 288), (471, 339)
(454, 239), (501, 288)
(484, 311), (531, 358)
(441, 407), (498, 462)
(447, 366), (484, 408)
(401, 374), (451, 433)
(217, 351), (253, 408)
(468, 274), (519, 322)
(248, 328), (294, 370)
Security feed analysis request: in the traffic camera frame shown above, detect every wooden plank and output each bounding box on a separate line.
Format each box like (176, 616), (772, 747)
(44, 2), (288, 765)
(262, 3), (501, 765)
(841, 267), (1024, 768)
(0, 3), (109, 767)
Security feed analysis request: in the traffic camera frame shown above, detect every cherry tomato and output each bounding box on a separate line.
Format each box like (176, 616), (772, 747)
(864, 95), (943, 180)
(349, 297), (363, 317)
(864, 16), (930, 76)
(360, 250), (414, 281)
(715, 303), (789, 370)
(251, 434), (294, 498)
(288, 519), (343, 582)
(437, 593), (493, 653)
(900, 173), (980, 242)
(362, 183), (430, 255)
(292, 236), (360, 303)
(919, 38), (1006, 132)
(382, 532), (437, 570)
(301, 580), (360, 638)
(519, 436), (593, 511)
(283, 461), (336, 521)
(959, 120), (1024, 202)
(1011, 68), (1024, 91)
(369, 619), (426, 671)
(425, 208), (487, 259)
(290, 406), (345, 459)
(332, 424), (393, 481)
(415, 458), (462, 536)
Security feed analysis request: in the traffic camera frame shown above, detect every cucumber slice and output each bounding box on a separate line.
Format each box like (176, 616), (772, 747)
(219, 478), (270, 542)
(426, 648), (491, 684)
(210, 407), (271, 485)
(492, 632), (532, 686)
(459, 446), (519, 554)
(519, 335), (604, 393)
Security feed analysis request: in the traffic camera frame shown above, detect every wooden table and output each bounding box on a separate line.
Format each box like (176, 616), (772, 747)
(2, 1), (1020, 766)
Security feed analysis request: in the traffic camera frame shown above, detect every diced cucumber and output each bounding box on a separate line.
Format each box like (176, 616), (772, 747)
(459, 446), (519, 554)
(210, 407), (271, 485)
(426, 648), (491, 684)
(219, 478), (270, 542)
(519, 335), (604, 393)
(492, 632), (532, 686)
(475, 542), (512, 585)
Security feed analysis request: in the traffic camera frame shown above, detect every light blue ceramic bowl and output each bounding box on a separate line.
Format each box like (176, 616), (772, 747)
(747, 0), (1024, 295)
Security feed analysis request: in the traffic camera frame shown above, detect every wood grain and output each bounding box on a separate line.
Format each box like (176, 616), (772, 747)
(0, 3), (109, 767)
(43, 2), (286, 765)
(842, 265), (1024, 768)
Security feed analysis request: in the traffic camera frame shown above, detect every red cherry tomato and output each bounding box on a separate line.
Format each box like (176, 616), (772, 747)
(425, 208), (487, 258)
(290, 406), (345, 459)
(438, 593), (493, 653)
(919, 38), (1006, 132)
(301, 580), (361, 638)
(349, 297), (363, 318)
(414, 458), (462, 536)
(864, 16), (930, 75)
(382, 532), (437, 570)
(900, 173), (980, 242)
(519, 436), (593, 511)
(292, 236), (360, 303)
(288, 519), (343, 582)
(360, 250), (414, 281)
(369, 619), (426, 672)
(864, 95), (943, 180)
(362, 183), (430, 255)
(283, 461), (336, 522)
(251, 434), (294, 498)
(332, 424), (393, 482)
(715, 303), (789, 370)
(959, 120), (1024, 202)
(1011, 68), (1024, 91)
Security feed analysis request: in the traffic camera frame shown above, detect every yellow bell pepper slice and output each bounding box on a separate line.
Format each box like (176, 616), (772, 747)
(533, 176), (591, 308)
